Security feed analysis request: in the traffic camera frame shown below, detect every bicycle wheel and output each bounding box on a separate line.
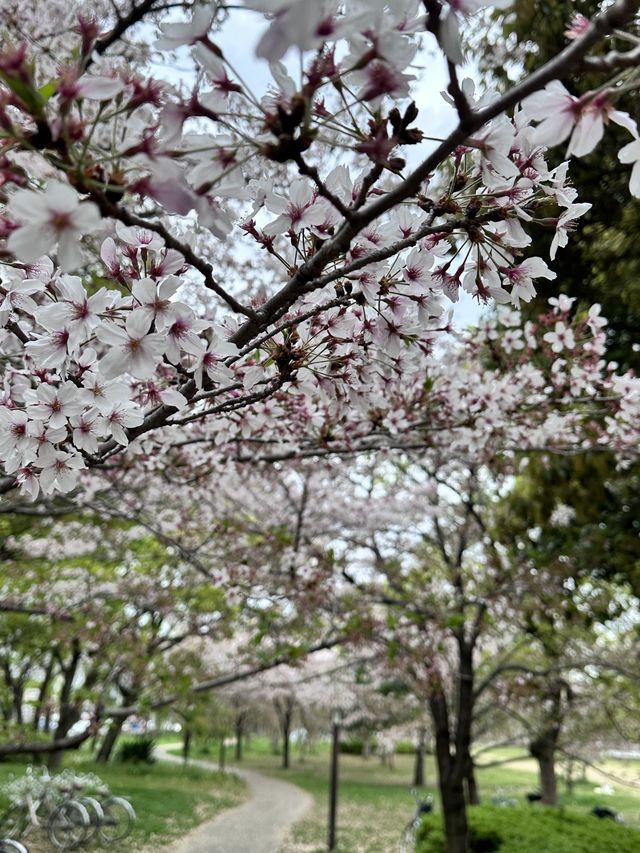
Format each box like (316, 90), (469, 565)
(0, 840), (29, 853)
(77, 796), (104, 842)
(98, 797), (135, 843)
(47, 800), (89, 850)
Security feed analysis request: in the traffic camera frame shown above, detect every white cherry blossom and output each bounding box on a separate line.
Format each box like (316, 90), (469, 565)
(618, 137), (640, 198)
(264, 180), (327, 235)
(38, 446), (85, 494)
(155, 5), (215, 49)
(70, 410), (106, 453)
(543, 322), (576, 354)
(96, 312), (166, 380)
(25, 381), (84, 429)
(7, 181), (101, 271)
(550, 203), (592, 260)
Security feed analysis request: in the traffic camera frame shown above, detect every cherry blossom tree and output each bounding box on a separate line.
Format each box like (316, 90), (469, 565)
(0, 0), (639, 505)
(3, 4), (640, 852)
(0, 506), (237, 766)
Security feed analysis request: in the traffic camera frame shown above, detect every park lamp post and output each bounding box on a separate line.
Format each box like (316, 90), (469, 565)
(327, 708), (341, 852)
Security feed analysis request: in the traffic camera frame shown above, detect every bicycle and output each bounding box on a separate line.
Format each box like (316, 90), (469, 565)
(399, 789), (433, 853)
(60, 772), (135, 843)
(50, 772), (103, 844)
(0, 768), (90, 850)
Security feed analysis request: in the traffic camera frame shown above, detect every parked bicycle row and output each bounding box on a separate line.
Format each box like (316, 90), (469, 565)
(0, 767), (135, 850)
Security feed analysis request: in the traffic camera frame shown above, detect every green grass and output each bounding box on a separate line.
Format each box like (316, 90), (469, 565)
(0, 756), (246, 852)
(173, 736), (640, 853)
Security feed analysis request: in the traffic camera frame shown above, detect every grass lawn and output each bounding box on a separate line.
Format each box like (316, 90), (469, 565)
(0, 755), (246, 852)
(176, 736), (640, 853)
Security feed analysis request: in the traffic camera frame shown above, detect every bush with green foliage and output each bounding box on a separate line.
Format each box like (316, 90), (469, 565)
(416, 805), (640, 853)
(395, 740), (418, 755)
(340, 737), (370, 755)
(117, 735), (156, 764)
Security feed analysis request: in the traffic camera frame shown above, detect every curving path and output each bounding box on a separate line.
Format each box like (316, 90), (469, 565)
(156, 743), (313, 853)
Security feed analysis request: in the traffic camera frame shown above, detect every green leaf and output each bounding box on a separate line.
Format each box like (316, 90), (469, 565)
(38, 80), (58, 103)
(0, 71), (45, 116)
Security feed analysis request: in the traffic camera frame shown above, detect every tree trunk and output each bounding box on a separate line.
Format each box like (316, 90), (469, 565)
(529, 675), (564, 806)
(282, 710), (291, 769)
(275, 695), (295, 770)
(12, 682), (24, 726)
(429, 691), (470, 853)
(530, 736), (558, 806)
(565, 757), (574, 795)
(182, 728), (192, 763)
(427, 632), (479, 853)
(235, 712), (245, 761)
(96, 718), (125, 764)
(2, 660), (28, 725)
(442, 781), (471, 853)
(529, 726), (559, 806)
(413, 726), (426, 787)
(464, 754), (479, 806)
(363, 731), (372, 760)
(218, 737), (226, 770)
(32, 655), (55, 732)
(49, 640), (82, 770)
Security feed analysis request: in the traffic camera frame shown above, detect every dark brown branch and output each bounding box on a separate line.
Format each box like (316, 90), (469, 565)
(294, 156), (353, 220)
(446, 61), (474, 129)
(0, 725), (95, 756)
(6, 321), (30, 345)
(93, 0), (162, 60)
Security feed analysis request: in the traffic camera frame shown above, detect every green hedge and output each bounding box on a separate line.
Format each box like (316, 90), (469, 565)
(118, 735), (156, 764)
(339, 737), (377, 755)
(416, 805), (640, 853)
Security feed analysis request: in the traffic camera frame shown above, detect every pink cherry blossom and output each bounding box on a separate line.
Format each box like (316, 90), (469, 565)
(543, 321), (576, 354)
(264, 180), (327, 235)
(524, 82), (637, 158)
(7, 181), (101, 271)
(36, 275), (108, 349)
(25, 381), (84, 428)
(164, 308), (210, 364)
(0, 276), (42, 324)
(96, 311), (166, 379)
(565, 14), (591, 40)
(37, 446), (85, 494)
(70, 410), (106, 453)
(131, 277), (183, 330)
(103, 402), (144, 446)
(155, 5), (215, 49)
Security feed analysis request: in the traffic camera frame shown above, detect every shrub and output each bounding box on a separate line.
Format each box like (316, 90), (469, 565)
(117, 735), (156, 764)
(416, 805), (640, 853)
(396, 740), (418, 755)
(340, 737), (377, 755)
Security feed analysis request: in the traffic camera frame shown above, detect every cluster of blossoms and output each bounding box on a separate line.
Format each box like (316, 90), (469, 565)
(0, 0), (638, 498)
